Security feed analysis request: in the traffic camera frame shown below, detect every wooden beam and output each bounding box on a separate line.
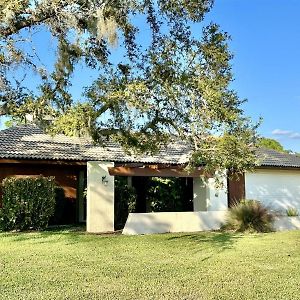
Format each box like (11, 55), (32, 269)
(114, 162), (145, 168)
(108, 166), (204, 178)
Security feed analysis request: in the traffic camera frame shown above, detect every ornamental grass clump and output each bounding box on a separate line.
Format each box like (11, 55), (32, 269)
(223, 199), (274, 233)
(0, 176), (56, 231)
(286, 207), (299, 217)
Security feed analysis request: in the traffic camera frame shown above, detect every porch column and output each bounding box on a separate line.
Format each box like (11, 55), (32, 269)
(193, 177), (208, 211)
(87, 161), (114, 233)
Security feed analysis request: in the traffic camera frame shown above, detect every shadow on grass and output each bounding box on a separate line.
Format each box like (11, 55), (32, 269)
(45, 224), (86, 233)
(0, 224), (87, 243)
(1, 224), (124, 245)
(167, 231), (244, 258)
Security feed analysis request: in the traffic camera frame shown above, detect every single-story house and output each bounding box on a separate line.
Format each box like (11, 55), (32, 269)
(1, 125), (300, 234)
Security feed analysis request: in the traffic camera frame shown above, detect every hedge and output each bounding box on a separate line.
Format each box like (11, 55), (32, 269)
(0, 176), (56, 231)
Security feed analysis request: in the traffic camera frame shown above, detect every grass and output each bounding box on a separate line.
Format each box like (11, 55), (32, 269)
(1, 228), (300, 300)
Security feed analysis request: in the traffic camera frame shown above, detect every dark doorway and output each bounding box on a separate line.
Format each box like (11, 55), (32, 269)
(227, 173), (245, 207)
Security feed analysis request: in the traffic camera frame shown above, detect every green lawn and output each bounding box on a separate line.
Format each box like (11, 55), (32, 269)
(1, 229), (300, 300)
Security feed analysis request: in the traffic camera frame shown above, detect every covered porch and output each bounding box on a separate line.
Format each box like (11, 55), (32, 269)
(86, 161), (229, 234)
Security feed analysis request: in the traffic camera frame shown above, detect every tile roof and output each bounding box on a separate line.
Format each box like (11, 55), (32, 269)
(256, 148), (300, 168)
(1, 125), (300, 168)
(0, 125), (192, 164)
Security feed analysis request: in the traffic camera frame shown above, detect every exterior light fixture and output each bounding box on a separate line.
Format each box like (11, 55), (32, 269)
(102, 175), (109, 186)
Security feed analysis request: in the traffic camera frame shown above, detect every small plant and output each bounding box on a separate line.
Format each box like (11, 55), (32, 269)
(286, 207), (299, 217)
(223, 199), (274, 233)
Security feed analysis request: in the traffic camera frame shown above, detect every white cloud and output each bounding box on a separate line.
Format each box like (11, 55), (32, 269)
(290, 133), (300, 139)
(272, 129), (292, 136)
(272, 129), (300, 140)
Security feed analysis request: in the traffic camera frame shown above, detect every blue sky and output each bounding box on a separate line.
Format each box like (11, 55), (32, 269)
(207, 0), (300, 151)
(1, 0), (300, 151)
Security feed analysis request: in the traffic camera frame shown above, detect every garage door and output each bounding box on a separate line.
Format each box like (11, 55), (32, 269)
(245, 169), (300, 213)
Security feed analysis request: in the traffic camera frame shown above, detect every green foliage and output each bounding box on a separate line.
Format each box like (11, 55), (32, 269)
(4, 116), (25, 128)
(258, 138), (285, 152)
(0, 176), (56, 231)
(114, 177), (137, 230)
(147, 178), (193, 212)
(223, 199), (274, 233)
(286, 207), (299, 217)
(0, 0), (258, 174)
(48, 103), (97, 138)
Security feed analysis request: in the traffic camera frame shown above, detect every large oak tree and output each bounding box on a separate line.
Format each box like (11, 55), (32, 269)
(0, 0), (259, 174)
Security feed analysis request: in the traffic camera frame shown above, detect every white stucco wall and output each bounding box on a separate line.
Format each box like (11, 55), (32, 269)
(87, 161), (114, 233)
(193, 174), (228, 212)
(123, 211), (227, 235)
(245, 169), (300, 214)
(206, 175), (228, 211)
(193, 177), (208, 211)
(274, 216), (300, 231)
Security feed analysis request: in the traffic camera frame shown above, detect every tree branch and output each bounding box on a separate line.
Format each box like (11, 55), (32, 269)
(0, 0), (112, 38)
(1, 10), (58, 37)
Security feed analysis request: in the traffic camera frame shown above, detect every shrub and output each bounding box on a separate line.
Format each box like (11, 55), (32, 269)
(0, 176), (56, 231)
(147, 177), (193, 212)
(114, 177), (137, 230)
(223, 199), (274, 233)
(286, 207), (299, 217)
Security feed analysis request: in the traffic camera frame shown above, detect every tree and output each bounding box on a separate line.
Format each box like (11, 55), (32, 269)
(0, 0), (259, 174)
(258, 138), (285, 152)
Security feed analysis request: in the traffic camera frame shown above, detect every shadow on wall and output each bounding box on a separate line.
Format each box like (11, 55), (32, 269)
(248, 183), (300, 213)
